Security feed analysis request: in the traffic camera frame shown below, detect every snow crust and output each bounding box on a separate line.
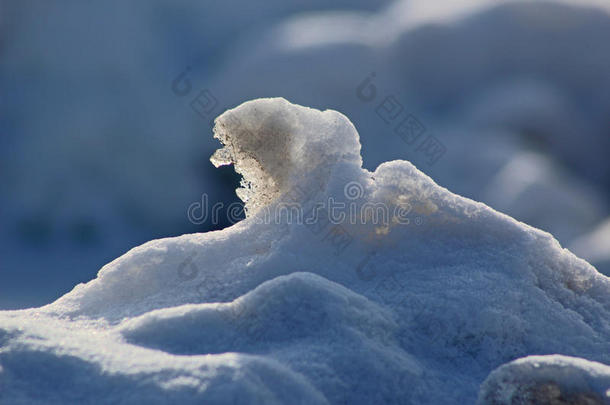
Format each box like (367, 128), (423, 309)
(1, 98), (609, 404)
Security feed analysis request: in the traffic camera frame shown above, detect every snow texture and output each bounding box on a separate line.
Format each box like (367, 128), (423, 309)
(477, 355), (610, 405)
(1, 98), (609, 404)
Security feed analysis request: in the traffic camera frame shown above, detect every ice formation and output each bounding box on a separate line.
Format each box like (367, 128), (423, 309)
(1, 98), (609, 404)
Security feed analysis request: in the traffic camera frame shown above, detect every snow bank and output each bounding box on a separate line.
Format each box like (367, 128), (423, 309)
(1, 98), (609, 404)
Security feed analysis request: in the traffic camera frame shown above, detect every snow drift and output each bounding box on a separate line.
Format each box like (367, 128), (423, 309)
(1, 98), (609, 404)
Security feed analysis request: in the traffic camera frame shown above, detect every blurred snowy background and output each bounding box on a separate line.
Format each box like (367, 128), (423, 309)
(1, 0), (609, 309)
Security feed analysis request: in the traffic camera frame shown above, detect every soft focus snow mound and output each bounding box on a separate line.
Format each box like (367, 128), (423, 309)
(570, 218), (610, 277)
(1, 98), (609, 404)
(482, 151), (606, 243)
(477, 355), (610, 405)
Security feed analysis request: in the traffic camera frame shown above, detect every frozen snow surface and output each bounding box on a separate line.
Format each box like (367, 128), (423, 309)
(1, 99), (609, 404)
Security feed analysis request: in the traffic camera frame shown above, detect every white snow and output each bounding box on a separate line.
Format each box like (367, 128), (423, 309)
(477, 355), (610, 404)
(1, 98), (609, 404)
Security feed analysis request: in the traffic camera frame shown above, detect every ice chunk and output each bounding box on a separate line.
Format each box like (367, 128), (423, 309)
(210, 98), (362, 214)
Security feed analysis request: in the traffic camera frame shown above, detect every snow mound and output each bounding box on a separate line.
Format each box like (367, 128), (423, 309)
(119, 272), (399, 356)
(477, 355), (610, 405)
(1, 98), (609, 404)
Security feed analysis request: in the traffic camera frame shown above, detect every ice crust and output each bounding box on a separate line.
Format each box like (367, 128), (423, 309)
(1, 98), (609, 404)
(210, 98), (362, 214)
